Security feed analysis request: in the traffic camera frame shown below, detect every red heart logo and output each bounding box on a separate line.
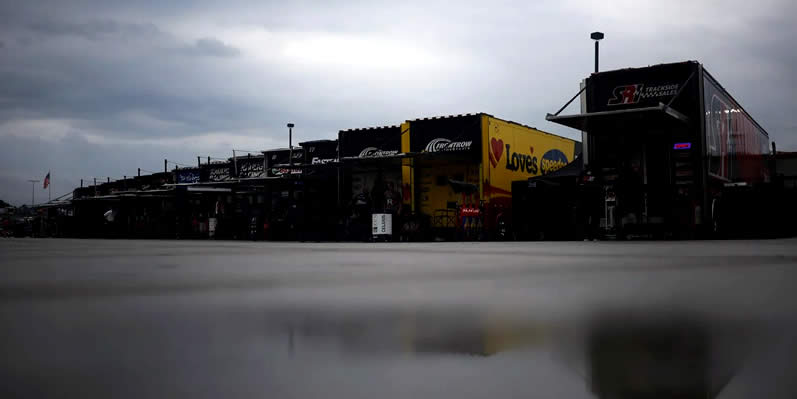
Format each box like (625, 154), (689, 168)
(490, 138), (504, 162)
(529, 146), (534, 155)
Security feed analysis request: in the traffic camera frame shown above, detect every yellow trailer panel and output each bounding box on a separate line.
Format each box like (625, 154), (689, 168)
(482, 115), (576, 203)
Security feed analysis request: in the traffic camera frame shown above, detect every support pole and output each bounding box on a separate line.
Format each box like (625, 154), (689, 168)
(594, 40), (599, 73)
(590, 32), (604, 74)
(289, 128), (293, 168)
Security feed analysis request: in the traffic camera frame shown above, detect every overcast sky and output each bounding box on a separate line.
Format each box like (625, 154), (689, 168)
(1, 0), (795, 205)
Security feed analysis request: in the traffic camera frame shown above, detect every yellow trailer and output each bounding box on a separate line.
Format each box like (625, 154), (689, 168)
(481, 115), (578, 207)
(402, 113), (578, 237)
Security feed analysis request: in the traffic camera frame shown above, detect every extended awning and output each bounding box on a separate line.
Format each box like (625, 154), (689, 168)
(338, 153), (415, 168)
(546, 102), (690, 132)
(529, 154), (583, 183)
(186, 186), (231, 193)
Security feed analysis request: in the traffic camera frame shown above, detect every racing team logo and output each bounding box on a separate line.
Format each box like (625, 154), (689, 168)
(358, 147), (398, 158)
(608, 84), (643, 105)
(424, 138), (473, 152)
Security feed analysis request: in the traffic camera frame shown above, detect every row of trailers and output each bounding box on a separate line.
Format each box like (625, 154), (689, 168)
(64, 113), (579, 241)
(60, 60), (794, 241)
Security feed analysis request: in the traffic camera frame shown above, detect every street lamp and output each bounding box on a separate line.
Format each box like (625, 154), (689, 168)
(287, 123), (295, 168)
(591, 31), (604, 73)
(27, 180), (40, 206)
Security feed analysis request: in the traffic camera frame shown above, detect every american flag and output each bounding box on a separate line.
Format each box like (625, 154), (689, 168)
(43, 172), (50, 189)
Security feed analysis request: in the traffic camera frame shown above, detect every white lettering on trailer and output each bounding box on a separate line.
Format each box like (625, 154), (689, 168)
(358, 147), (399, 158)
(424, 138), (473, 152)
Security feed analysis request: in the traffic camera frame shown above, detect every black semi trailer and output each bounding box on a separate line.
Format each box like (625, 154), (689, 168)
(547, 61), (771, 238)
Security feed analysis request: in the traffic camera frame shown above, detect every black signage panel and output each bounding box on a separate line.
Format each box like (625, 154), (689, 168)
(408, 114), (481, 160)
(136, 172), (171, 189)
(587, 61), (699, 114)
(201, 162), (232, 182)
(73, 187), (94, 199)
(175, 168), (201, 184)
(236, 157), (266, 179)
(301, 140), (338, 165)
(264, 149), (303, 177)
(339, 126), (402, 159)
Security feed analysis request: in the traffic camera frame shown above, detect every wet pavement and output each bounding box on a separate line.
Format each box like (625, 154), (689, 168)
(1, 238), (796, 398)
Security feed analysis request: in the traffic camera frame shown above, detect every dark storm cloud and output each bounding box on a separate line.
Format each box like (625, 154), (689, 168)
(0, 72), (262, 137)
(685, 8), (797, 144)
(179, 38), (241, 58)
(25, 19), (163, 41)
(0, 17), (254, 140)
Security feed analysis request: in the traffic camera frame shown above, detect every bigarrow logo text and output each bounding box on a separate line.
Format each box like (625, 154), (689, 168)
(359, 147), (399, 158)
(424, 138), (473, 152)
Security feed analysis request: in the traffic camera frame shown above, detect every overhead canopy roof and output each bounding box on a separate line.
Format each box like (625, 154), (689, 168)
(529, 154), (583, 182)
(546, 103), (690, 133)
(339, 152), (413, 163)
(186, 186), (232, 193)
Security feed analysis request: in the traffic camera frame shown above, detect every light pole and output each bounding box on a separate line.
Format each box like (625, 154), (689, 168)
(27, 180), (40, 206)
(287, 123), (295, 169)
(591, 31), (604, 73)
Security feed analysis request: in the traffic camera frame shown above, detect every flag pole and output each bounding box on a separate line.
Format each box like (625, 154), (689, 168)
(27, 180), (40, 206)
(48, 170), (51, 202)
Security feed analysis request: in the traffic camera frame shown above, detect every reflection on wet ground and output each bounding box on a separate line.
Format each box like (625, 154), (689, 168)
(585, 312), (740, 399)
(1, 239), (796, 398)
(266, 305), (758, 398)
(271, 307), (546, 357)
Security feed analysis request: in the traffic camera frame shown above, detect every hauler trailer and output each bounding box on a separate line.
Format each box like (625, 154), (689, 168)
(547, 61), (770, 238)
(298, 139), (340, 241)
(262, 148), (304, 240)
(402, 113), (580, 240)
(338, 125), (406, 241)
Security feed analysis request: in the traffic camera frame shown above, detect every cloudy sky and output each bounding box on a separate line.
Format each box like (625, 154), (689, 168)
(1, 0), (794, 205)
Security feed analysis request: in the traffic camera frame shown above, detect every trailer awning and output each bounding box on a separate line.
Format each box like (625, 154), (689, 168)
(546, 103), (690, 132)
(339, 153), (415, 162)
(529, 154), (583, 182)
(186, 186), (232, 193)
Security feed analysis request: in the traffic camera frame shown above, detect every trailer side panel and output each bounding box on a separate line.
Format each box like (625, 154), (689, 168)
(703, 72), (770, 184)
(484, 116), (577, 204)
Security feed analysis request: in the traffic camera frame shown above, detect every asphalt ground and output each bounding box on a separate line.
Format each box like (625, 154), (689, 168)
(1, 238), (796, 398)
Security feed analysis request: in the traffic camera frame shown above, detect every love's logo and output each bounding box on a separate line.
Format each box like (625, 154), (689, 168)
(489, 138), (504, 167)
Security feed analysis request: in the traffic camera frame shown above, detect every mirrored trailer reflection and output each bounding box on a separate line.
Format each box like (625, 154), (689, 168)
(263, 306), (759, 399)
